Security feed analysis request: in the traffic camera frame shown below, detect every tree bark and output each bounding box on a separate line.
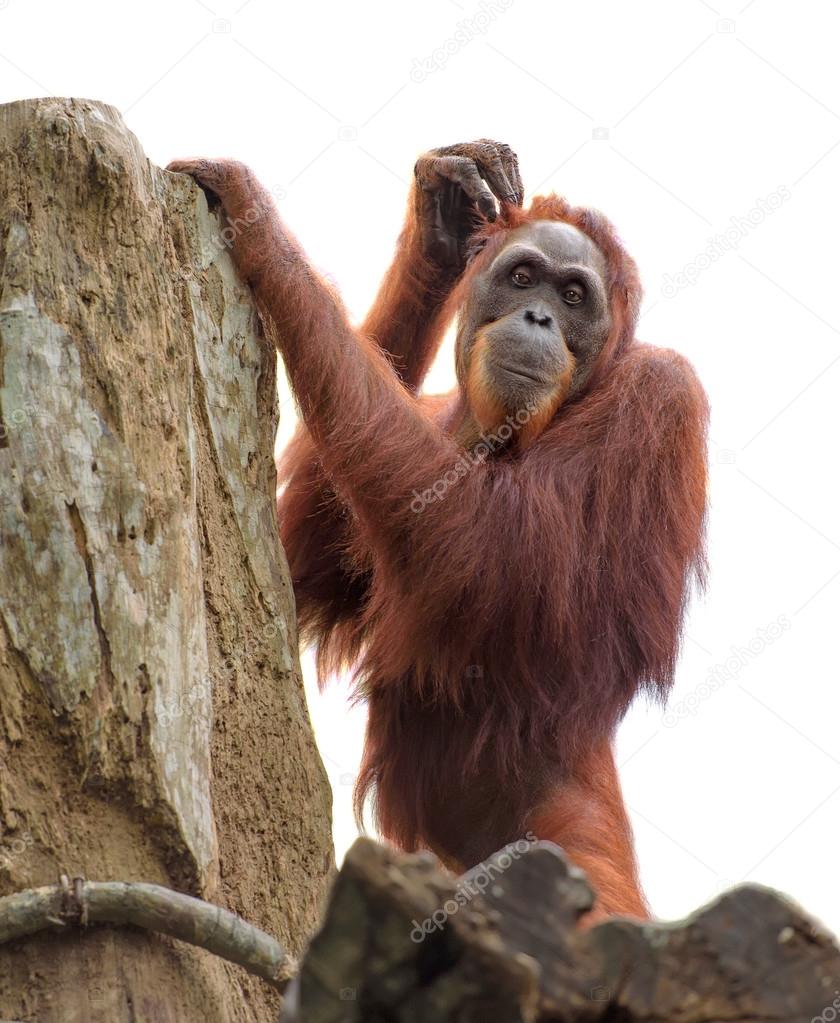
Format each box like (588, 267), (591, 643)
(0, 97), (333, 1022)
(285, 838), (840, 1023)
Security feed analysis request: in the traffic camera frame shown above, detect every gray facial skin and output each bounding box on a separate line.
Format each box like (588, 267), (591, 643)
(456, 221), (613, 410)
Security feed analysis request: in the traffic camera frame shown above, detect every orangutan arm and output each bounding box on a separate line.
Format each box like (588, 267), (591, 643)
(168, 145), (521, 642)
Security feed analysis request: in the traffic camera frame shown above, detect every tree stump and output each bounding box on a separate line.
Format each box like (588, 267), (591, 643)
(0, 97), (333, 1022)
(285, 838), (840, 1022)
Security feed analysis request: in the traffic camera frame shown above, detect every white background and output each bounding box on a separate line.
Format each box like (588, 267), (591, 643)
(2, 0), (839, 932)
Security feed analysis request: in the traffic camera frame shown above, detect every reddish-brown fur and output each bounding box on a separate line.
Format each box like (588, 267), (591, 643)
(528, 742), (649, 921)
(171, 162), (709, 918)
(278, 194), (707, 917)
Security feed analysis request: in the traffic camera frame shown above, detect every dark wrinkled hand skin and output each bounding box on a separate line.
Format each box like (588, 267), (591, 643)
(167, 157), (287, 292)
(413, 140), (524, 270)
(166, 158), (253, 204)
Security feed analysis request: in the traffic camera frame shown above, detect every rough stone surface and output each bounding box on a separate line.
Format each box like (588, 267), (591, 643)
(0, 97), (333, 1022)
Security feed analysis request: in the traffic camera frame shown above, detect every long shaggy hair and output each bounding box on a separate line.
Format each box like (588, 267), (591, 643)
(278, 194), (708, 864)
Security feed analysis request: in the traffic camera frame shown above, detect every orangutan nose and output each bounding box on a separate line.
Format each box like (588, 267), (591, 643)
(523, 306), (553, 329)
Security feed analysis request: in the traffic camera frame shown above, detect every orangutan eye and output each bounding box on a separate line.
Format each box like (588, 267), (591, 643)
(510, 265), (534, 287)
(562, 283), (585, 306)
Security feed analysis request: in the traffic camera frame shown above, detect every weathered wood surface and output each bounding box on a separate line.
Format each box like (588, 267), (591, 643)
(0, 876), (295, 989)
(0, 97), (333, 1022)
(284, 838), (840, 1022)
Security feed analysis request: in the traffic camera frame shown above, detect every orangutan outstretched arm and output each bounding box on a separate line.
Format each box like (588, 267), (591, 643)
(171, 143), (521, 653)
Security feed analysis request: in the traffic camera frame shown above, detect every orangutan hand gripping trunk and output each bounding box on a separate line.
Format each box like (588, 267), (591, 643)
(168, 141), (709, 921)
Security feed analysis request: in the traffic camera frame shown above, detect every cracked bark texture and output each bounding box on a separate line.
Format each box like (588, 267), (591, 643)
(284, 838), (840, 1023)
(0, 97), (333, 1023)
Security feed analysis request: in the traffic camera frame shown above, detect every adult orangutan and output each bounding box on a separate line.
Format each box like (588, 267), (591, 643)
(169, 140), (708, 920)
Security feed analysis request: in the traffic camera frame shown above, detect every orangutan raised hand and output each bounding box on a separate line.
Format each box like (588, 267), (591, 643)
(413, 139), (524, 268)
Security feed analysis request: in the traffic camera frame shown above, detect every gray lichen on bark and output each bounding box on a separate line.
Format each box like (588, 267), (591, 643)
(0, 97), (332, 1023)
